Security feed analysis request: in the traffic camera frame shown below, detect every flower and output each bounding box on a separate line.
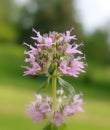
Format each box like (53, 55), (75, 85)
(22, 62), (41, 76)
(31, 28), (43, 43)
(59, 57), (85, 77)
(63, 29), (76, 42)
(73, 93), (84, 112)
(32, 111), (46, 122)
(65, 43), (83, 54)
(26, 94), (52, 122)
(73, 93), (83, 104)
(39, 102), (51, 113)
(62, 105), (76, 116)
(51, 112), (64, 126)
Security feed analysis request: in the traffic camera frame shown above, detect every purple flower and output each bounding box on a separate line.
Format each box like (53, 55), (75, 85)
(25, 53), (35, 63)
(59, 57), (85, 77)
(36, 37), (53, 48)
(63, 105), (76, 116)
(39, 102), (51, 113)
(26, 94), (52, 123)
(62, 93), (84, 117)
(65, 44), (83, 54)
(57, 45), (63, 51)
(43, 37), (53, 47)
(31, 28), (43, 43)
(24, 42), (38, 56)
(51, 112), (64, 126)
(73, 94), (84, 112)
(58, 60), (69, 75)
(63, 29), (76, 42)
(26, 101), (46, 122)
(32, 111), (46, 122)
(23, 62), (41, 76)
(73, 93), (83, 104)
(26, 107), (36, 115)
(69, 57), (85, 77)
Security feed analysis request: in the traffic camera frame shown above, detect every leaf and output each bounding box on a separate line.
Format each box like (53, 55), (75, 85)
(37, 77), (50, 92)
(43, 123), (58, 130)
(58, 77), (75, 97)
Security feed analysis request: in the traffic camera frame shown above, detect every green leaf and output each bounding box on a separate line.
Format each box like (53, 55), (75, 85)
(58, 77), (75, 97)
(43, 123), (58, 130)
(37, 77), (50, 92)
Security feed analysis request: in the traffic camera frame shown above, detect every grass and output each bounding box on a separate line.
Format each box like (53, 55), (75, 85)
(0, 43), (110, 130)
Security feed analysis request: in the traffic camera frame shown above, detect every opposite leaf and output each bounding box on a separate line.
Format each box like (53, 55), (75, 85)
(58, 77), (75, 97)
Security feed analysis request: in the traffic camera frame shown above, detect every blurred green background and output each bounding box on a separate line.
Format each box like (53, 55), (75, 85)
(0, 0), (110, 130)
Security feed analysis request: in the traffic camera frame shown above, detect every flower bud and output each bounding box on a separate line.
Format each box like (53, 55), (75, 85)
(48, 63), (57, 75)
(57, 45), (63, 51)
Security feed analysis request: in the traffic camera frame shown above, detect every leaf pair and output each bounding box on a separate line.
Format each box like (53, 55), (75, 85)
(37, 77), (75, 97)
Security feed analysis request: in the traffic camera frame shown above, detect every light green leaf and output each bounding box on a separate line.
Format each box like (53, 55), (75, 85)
(58, 77), (75, 97)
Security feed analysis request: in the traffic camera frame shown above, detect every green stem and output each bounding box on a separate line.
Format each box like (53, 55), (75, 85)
(51, 123), (54, 130)
(52, 75), (57, 114)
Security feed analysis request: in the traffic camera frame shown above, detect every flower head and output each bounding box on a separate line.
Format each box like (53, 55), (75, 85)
(23, 28), (86, 77)
(26, 90), (84, 126)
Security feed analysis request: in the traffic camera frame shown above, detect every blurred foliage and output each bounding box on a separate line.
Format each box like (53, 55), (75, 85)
(0, 0), (17, 42)
(84, 30), (110, 64)
(11, 0), (83, 43)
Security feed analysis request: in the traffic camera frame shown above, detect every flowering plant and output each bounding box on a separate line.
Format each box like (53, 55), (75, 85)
(23, 28), (86, 129)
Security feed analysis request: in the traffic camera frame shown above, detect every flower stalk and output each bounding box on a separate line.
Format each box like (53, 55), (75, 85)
(52, 74), (57, 114)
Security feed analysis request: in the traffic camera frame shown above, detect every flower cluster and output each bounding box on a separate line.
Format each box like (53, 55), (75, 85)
(23, 28), (85, 77)
(26, 89), (84, 126)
